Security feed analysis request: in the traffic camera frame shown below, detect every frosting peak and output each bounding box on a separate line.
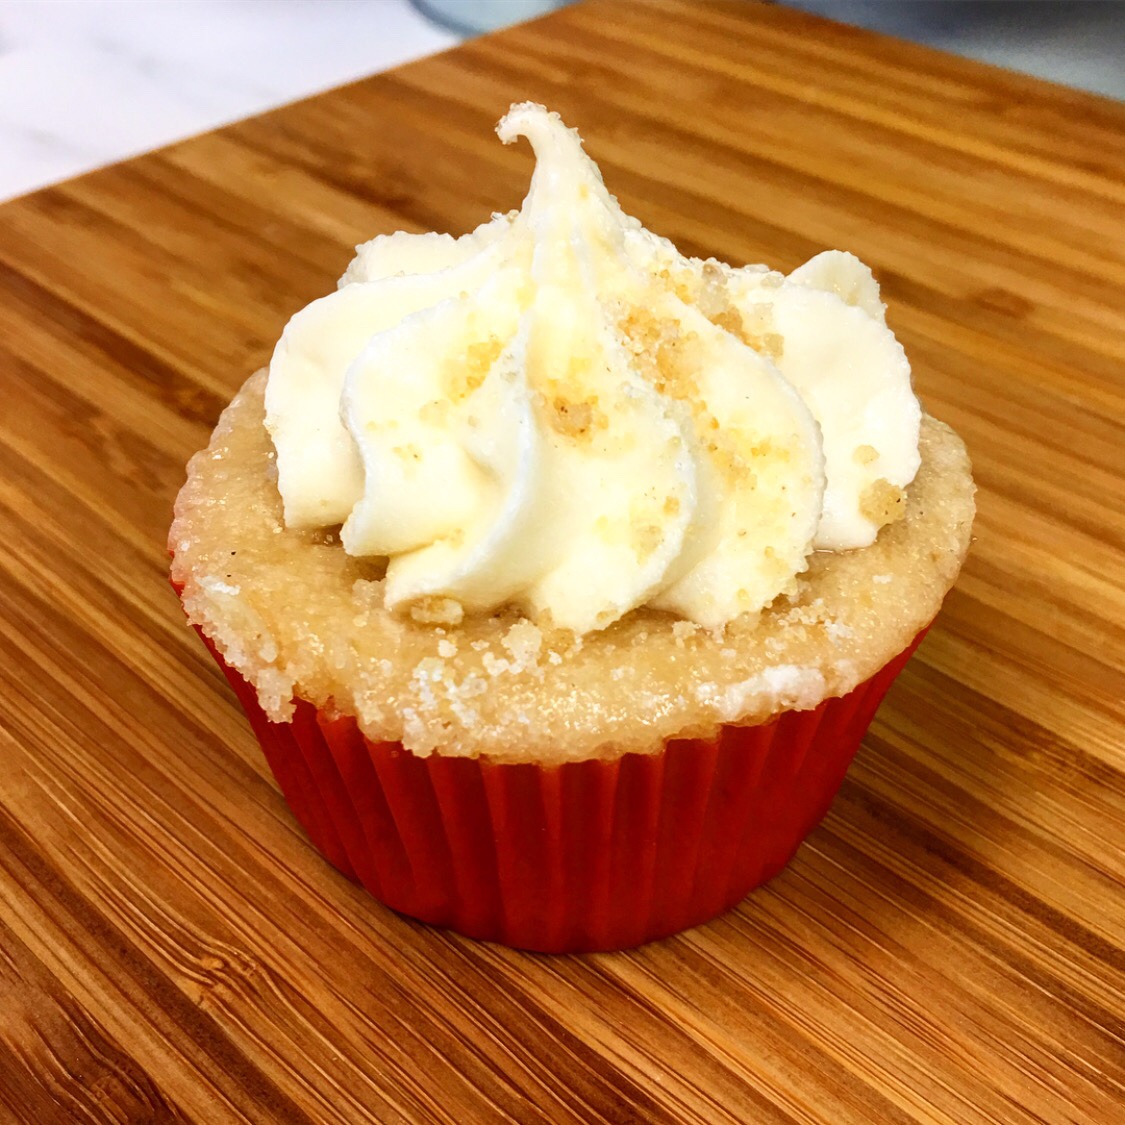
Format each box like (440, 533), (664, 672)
(265, 103), (920, 634)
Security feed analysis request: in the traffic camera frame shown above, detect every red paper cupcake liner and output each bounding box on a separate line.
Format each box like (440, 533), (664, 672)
(189, 613), (924, 953)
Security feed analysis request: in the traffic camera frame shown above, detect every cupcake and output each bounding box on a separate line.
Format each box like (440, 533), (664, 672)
(170, 103), (974, 952)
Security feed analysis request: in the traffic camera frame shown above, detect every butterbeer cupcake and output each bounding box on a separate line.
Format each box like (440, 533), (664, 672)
(170, 104), (974, 952)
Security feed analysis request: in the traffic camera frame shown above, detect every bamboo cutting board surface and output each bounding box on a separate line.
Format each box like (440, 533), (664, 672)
(1, 1), (1123, 1121)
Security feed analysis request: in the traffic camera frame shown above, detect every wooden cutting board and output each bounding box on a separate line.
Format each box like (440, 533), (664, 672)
(1, 1), (1122, 1121)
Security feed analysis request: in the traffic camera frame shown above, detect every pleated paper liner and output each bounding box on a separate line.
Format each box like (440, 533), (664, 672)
(189, 613), (924, 953)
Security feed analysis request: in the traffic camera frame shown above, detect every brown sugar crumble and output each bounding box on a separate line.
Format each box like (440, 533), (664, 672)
(860, 479), (907, 525)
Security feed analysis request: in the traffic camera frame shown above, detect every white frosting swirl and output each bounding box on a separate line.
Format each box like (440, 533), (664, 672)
(265, 103), (920, 634)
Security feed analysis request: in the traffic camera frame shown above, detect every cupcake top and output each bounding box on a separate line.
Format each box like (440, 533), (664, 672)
(265, 103), (920, 635)
(170, 104), (974, 765)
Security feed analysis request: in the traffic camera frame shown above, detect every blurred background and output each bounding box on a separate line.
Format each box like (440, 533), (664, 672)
(1, 0), (1121, 203)
(417, 0), (1124, 97)
(778, 0), (1124, 98)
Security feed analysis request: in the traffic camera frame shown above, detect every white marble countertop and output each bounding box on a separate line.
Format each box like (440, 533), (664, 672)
(0, 0), (458, 202)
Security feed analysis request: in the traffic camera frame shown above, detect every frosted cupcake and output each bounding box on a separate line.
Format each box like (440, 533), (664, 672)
(170, 103), (974, 952)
